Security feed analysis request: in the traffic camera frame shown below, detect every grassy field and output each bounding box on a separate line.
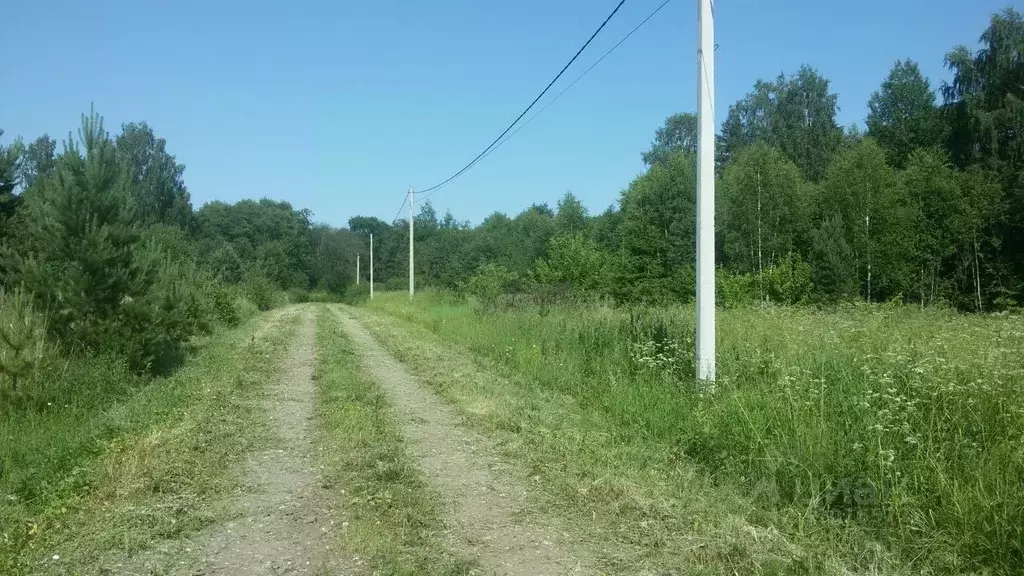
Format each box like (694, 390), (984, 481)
(0, 307), (300, 574)
(362, 292), (1024, 574)
(313, 307), (475, 575)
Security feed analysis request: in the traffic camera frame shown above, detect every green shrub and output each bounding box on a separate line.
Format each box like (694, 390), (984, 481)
(235, 296), (259, 320)
(287, 287), (310, 303)
(765, 252), (813, 304)
(308, 289), (339, 303)
(207, 243), (244, 284)
(534, 233), (609, 295)
(0, 288), (60, 410)
(715, 268), (757, 308)
(168, 260), (216, 336)
(211, 284), (242, 327)
(466, 264), (519, 310)
(272, 290), (290, 308)
(241, 266), (277, 311)
(382, 277), (407, 292)
(116, 259), (195, 374)
(342, 282), (370, 304)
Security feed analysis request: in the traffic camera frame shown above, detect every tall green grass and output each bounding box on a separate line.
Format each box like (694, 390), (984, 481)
(367, 292), (1024, 574)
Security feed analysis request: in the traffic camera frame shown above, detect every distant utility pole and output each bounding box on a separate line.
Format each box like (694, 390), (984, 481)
(408, 185), (415, 297)
(356, 253), (360, 285)
(695, 0), (716, 382)
(370, 233), (374, 300)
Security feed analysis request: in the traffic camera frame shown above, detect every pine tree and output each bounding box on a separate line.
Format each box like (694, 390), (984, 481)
(7, 107), (191, 372)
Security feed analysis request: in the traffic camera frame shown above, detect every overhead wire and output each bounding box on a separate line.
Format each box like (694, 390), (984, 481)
(414, 0), (629, 198)
(698, 0), (716, 121)
(390, 194), (407, 225)
(420, 0), (673, 204)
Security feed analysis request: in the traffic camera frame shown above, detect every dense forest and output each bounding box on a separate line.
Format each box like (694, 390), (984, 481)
(1, 8), (1021, 387)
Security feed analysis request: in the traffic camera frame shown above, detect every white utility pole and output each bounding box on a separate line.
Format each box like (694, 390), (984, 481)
(696, 0), (716, 381)
(408, 185), (415, 297)
(369, 233), (374, 300)
(356, 253), (360, 285)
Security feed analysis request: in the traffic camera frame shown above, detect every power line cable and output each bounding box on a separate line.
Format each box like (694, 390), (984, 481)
(390, 194), (407, 225)
(421, 0), (672, 203)
(415, 0), (628, 197)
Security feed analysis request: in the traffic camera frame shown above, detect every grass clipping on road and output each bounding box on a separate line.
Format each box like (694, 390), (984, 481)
(313, 308), (475, 576)
(1, 308), (301, 574)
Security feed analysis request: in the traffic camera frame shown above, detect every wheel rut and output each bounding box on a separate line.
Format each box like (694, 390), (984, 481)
(332, 307), (591, 576)
(186, 306), (349, 575)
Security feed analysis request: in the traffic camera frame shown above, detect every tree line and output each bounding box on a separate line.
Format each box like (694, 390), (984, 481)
(0, 107), (359, 388)
(359, 8), (1024, 312)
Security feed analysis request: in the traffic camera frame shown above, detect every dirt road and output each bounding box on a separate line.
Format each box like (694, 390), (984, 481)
(331, 307), (591, 576)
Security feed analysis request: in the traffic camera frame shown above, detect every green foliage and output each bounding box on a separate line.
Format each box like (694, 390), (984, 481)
(0, 130), (24, 240)
(763, 252), (813, 304)
(822, 138), (914, 302)
(141, 223), (197, 261)
(553, 192), (587, 236)
(342, 282), (370, 305)
(208, 242), (244, 284)
(943, 8), (1024, 300)
(211, 282), (242, 327)
(642, 112), (698, 166)
(715, 268), (757, 308)
(810, 214), (859, 301)
(235, 296), (260, 320)
(534, 233), (608, 295)
(616, 152), (696, 304)
(466, 264), (519, 309)
(115, 122), (191, 228)
(17, 134), (56, 192)
(241, 265), (279, 311)
(3, 109), (197, 373)
(721, 143), (811, 299)
(720, 66), (843, 181)
(867, 60), (942, 169)
(286, 287), (310, 303)
(0, 288), (58, 409)
(195, 198), (314, 290)
(307, 289), (339, 303)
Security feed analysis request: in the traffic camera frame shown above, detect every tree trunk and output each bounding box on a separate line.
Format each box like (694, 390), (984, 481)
(865, 210), (872, 304)
(865, 176), (872, 304)
(757, 166), (763, 303)
(931, 266), (936, 304)
(974, 234), (983, 313)
(920, 268), (925, 310)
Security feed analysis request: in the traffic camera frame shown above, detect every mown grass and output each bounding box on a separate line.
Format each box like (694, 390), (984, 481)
(313, 307), (475, 576)
(0, 306), (300, 574)
(362, 292), (1024, 575)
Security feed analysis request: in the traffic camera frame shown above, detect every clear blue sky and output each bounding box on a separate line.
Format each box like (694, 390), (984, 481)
(2, 0), (1006, 227)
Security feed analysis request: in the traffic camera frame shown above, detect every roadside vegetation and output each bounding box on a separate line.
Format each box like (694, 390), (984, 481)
(0, 107), (352, 572)
(1, 308), (302, 573)
(362, 292), (1024, 574)
(313, 308), (475, 575)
